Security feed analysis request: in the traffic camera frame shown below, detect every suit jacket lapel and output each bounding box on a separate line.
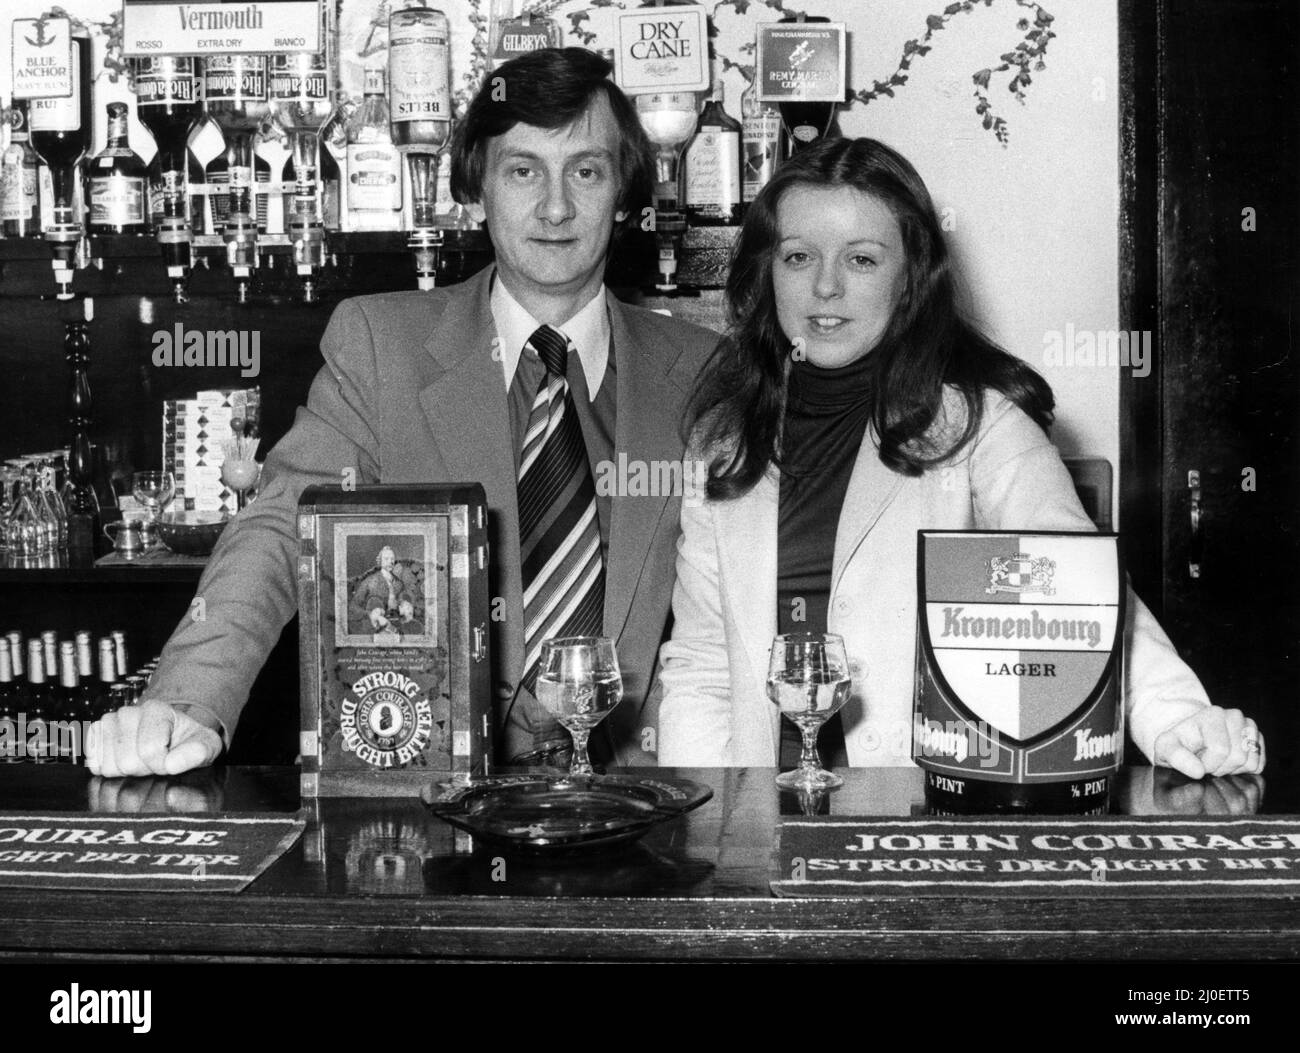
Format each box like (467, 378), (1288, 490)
(831, 425), (904, 595)
(417, 268), (523, 674)
(603, 299), (697, 642)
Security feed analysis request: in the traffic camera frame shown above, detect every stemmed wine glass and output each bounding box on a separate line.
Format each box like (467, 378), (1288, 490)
(132, 470), (176, 545)
(535, 636), (623, 785)
(767, 632), (853, 790)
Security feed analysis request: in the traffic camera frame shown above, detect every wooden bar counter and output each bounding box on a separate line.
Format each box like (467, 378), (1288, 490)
(0, 764), (1295, 962)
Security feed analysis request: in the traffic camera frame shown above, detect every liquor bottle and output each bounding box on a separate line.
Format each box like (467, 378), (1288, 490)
(389, 3), (452, 289)
(1, 101), (41, 237)
(133, 57), (201, 214)
(206, 147), (272, 233)
(282, 147), (340, 233)
(87, 103), (149, 236)
(64, 299), (100, 552)
(41, 630), (59, 680)
(74, 630), (100, 713)
(29, 25), (94, 277)
(111, 630), (129, 682)
(108, 683), (134, 713)
(773, 15), (841, 153)
(488, 10), (562, 71)
(23, 638), (54, 763)
(270, 43), (335, 288)
(124, 675), (147, 706)
(741, 76), (784, 205)
(203, 54), (272, 284)
(636, 92), (698, 213)
(0, 645), (17, 763)
(345, 66), (403, 231)
(5, 632), (23, 679)
(56, 641), (81, 762)
(133, 56), (202, 294)
(96, 636), (119, 716)
(683, 57), (743, 226)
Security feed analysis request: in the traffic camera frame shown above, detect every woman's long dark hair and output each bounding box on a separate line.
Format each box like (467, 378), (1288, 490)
(686, 137), (1055, 500)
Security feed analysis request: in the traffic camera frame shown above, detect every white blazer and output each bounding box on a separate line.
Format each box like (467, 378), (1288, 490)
(657, 391), (1210, 767)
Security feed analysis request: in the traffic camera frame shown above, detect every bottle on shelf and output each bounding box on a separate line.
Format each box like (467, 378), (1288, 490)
(96, 636), (119, 717)
(56, 641), (81, 762)
(741, 74), (785, 206)
(28, 24), (93, 296)
(40, 629), (59, 681)
(345, 66), (403, 232)
(108, 683), (133, 712)
(683, 56), (743, 227)
(63, 296), (100, 553)
(74, 631), (100, 716)
(5, 632), (23, 679)
(202, 54), (273, 300)
(388, 3), (452, 290)
(87, 102), (149, 237)
(771, 15), (842, 154)
(269, 40), (336, 299)
(0, 645), (17, 763)
(111, 630), (128, 683)
(22, 638), (54, 764)
(1, 101), (41, 238)
(124, 675), (147, 706)
(635, 90), (696, 291)
(132, 56), (203, 299)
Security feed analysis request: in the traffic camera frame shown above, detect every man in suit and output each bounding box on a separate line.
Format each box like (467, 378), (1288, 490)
(347, 546), (420, 637)
(86, 48), (718, 777)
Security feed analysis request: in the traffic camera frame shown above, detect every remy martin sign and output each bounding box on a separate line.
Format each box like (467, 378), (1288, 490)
(615, 4), (709, 94)
(121, 0), (322, 57)
(11, 17), (73, 100)
(913, 532), (1124, 805)
(773, 818), (1300, 896)
(755, 21), (847, 103)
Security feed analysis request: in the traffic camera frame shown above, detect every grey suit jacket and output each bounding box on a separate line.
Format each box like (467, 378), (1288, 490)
(145, 266), (719, 765)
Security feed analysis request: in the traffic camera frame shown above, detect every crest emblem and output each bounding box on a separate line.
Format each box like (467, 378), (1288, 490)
(915, 532), (1123, 779)
(986, 552), (1055, 596)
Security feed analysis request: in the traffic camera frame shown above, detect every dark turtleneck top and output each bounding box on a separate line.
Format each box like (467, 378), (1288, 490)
(776, 352), (876, 768)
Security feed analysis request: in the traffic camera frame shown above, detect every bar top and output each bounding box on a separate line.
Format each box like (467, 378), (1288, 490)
(0, 764), (1296, 962)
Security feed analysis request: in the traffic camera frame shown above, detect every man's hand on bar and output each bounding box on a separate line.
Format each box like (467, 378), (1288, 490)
(1152, 706), (1265, 779)
(84, 700), (223, 778)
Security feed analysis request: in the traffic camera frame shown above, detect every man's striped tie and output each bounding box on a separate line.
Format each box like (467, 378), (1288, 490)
(517, 325), (605, 692)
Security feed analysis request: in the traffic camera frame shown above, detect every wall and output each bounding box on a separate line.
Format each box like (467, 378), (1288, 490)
(1, 0), (1120, 489)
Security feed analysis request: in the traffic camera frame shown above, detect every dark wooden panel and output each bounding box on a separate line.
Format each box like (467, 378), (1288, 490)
(1152, 0), (1300, 760)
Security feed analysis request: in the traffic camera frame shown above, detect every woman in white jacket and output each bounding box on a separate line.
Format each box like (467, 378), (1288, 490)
(657, 137), (1263, 780)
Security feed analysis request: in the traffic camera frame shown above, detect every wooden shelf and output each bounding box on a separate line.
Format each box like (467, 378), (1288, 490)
(0, 547), (206, 584)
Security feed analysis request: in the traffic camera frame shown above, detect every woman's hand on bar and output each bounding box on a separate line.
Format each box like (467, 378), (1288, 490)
(84, 700), (223, 778)
(1151, 706), (1265, 779)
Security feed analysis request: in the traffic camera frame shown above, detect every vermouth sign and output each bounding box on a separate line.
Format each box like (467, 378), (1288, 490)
(121, 0), (321, 57)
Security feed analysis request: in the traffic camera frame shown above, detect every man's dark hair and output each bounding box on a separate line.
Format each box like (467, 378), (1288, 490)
(450, 47), (654, 219)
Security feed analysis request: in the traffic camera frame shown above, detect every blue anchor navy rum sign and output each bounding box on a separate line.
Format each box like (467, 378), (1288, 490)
(913, 531), (1125, 813)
